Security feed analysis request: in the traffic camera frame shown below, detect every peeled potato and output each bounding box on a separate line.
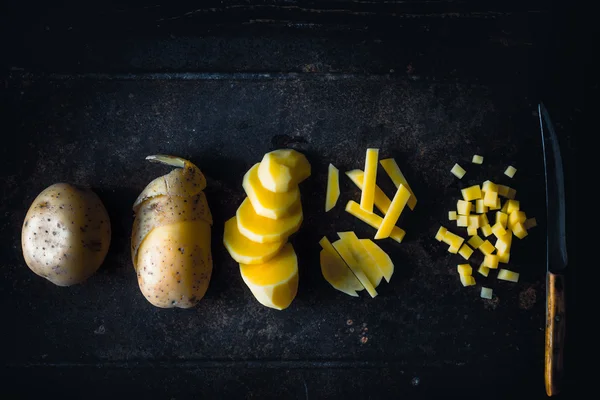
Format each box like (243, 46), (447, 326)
(21, 183), (111, 286)
(239, 243), (299, 310)
(243, 163), (300, 219)
(258, 149), (311, 193)
(236, 197), (302, 243)
(132, 155), (212, 308)
(223, 216), (285, 264)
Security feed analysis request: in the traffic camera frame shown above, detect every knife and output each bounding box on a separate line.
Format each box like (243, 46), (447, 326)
(538, 103), (568, 397)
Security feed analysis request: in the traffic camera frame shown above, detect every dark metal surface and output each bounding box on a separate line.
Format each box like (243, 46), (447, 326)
(0, 0), (579, 398)
(539, 103), (568, 273)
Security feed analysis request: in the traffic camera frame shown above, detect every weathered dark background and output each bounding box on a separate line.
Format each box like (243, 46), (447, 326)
(0, 1), (580, 399)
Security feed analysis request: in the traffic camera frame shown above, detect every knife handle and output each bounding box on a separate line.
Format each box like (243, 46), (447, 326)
(545, 272), (566, 396)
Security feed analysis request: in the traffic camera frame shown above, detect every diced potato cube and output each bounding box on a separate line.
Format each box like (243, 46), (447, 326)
(497, 185), (510, 197)
(481, 254), (499, 269)
(448, 211), (457, 221)
(379, 158), (418, 210)
(495, 231), (512, 254)
(490, 197), (501, 211)
(457, 264), (472, 276)
(475, 199), (488, 214)
(472, 155), (484, 164)
(506, 188), (517, 200)
(481, 287), (493, 299)
(460, 274), (476, 287)
(504, 165), (517, 178)
(478, 240), (495, 256)
(482, 180), (498, 193)
(512, 222), (528, 239)
(458, 244), (474, 260)
(483, 190), (498, 208)
(457, 200), (472, 216)
(524, 218), (537, 229)
(480, 223), (493, 237)
(457, 215), (468, 227)
(479, 213), (489, 226)
(498, 251), (510, 264)
(498, 269), (519, 282)
(461, 185), (482, 201)
(451, 163), (466, 179)
(492, 222), (507, 239)
(468, 235), (484, 249)
(443, 231), (465, 254)
(496, 212), (508, 229)
(435, 226), (448, 242)
(508, 210), (527, 229)
(468, 215), (480, 229)
(477, 265), (490, 277)
(467, 227), (478, 236)
(506, 200), (520, 214)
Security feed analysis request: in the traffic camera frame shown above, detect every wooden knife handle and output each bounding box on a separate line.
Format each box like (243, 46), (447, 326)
(545, 272), (566, 396)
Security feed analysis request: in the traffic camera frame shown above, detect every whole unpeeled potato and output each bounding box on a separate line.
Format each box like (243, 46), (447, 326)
(21, 183), (111, 286)
(131, 155), (213, 308)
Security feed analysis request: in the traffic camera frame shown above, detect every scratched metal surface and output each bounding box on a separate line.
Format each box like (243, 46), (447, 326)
(0, 74), (548, 398)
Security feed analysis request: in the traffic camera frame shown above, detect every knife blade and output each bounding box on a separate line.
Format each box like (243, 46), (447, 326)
(538, 103), (568, 397)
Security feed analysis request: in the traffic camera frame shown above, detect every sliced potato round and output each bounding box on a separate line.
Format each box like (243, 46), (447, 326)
(243, 163), (300, 219)
(223, 216), (285, 264)
(236, 197), (302, 243)
(257, 149), (311, 193)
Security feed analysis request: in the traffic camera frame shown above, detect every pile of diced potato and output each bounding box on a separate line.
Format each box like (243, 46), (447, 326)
(436, 159), (536, 298)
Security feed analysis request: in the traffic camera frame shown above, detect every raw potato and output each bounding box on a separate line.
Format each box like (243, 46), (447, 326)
(236, 197), (302, 243)
(320, 237), (364, 297)
(325, 163), (340, 212)
(21, 183), (111, 286)
(338, 232), (382, 287)
(379, 158), (417, 210)
(240, 243), (299, 310)
(223, 217), (284, 264)
(360, 148), (379, 213)
(450, 163), (466, 179)
(258, 149), (311, 193)
(132, 155), (212, 308)
(346, 169), (391, 215)
(244, 163), (300, 219)
(345, 201), (406, 243)
(332, 238), (378, 298)
(360, 239), (394, 283)
(374, 184), (411, 239)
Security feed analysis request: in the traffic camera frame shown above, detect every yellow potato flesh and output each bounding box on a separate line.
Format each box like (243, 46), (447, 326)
(240, 243), (299, 310)
(360, 148), (379, 213)
(360, 239), (394, 283)
(236, 197), (302, 244)
(223, 217), (284, 264)
(435, 226), (448, 241)
(345, 201), (406, 243)
(483, 190), (498, 208)
(498, 269), (519, 282)
(374, 184), (411, 239)
(451, 163), (466, 179)
(461, 185), (482, 201)
(320, 242), (364, 297)
(346, 169), (391, 215)
(478, 240), (495, 256)
(243, 163), (300, 219)
(458, 244), (474, 260)
(257, 149), (311, 193)
(325, 163), (340, 212)
(338, 232), (383, 288)
(379, 158), (417, 210)
(137, 220), (211, 308)
(467, 234), (484, 249)
(457, 200), (472, 215)
(332, 238), (377, 298)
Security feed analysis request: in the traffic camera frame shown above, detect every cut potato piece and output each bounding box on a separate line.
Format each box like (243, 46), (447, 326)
(472, 155), (484, 164)
(223, 217), (285, 265)
(498, 251), (510, 264)
(508, 210), (527, 230)
(461, 185), (482, 201)
(451, 163), (466, 179)
(236, 197), (302, 244)
(460, 275), (476, 287)
(360, 239), (394, 283)
(475, 199), (488, 214)
(477, 266), (490, 277)
(468, 235), (484, 249)
(482, 180), (498, 193)
(345, 201), (406, 243)
(478, 240), (495, 256)
(497, 185), (510, 197)
(375, 184), (411, 239)
(500, 201), (509, 213)
(338, 232), (383, 287)
(240, 243), (298, 310)
(457, 215), (468, 227)
(360, 148), (379, 213)
(468, 215), (481, 229)
(258, 149), (311, 193)
(524, 218), (537, 229)
(346, 169), (391, 215)
(480, 223), (493, 237)
(491, 222), (507, 239)
(481, 287), (493, 299)
(512, 222), (528, 239)
(498, 269), (520, 282)
(457, 264), (472, 276)
(435, 226), (448, 242)
(243, 163), (300, 219)
(332, 238), (378, 298)
(467, 227), (478, 236)
(504, 165), (517, 178)
(496, 212), (508, 229)
(481, 254), (499, 270)
(325, 163), (340, 212)
(379, 158), (417, 210)
(458, 244), (474, 260)
(448, 211), (457, 221)
(442, 231), (465, 254)
(506, 200), (520, 214)
(479, 213), (489, 226)
(457, 200), (472, 216)
(495, 230), (513, 255)
(319, 237), (364, 297)
(483, 190), (498, 208)
(490, 197), (501, 211)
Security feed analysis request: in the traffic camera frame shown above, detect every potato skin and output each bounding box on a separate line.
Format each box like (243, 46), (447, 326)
(21, 183), (111, 286)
